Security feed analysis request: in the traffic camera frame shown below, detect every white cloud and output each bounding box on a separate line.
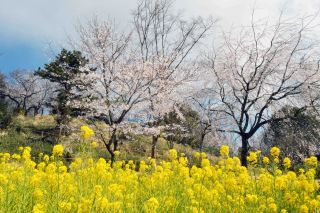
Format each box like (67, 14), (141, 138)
(0, 0), (319, 47)
(0, 0), (136, 44)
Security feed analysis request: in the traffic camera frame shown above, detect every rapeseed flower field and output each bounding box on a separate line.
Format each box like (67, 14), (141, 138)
(0, 127), (319, 212)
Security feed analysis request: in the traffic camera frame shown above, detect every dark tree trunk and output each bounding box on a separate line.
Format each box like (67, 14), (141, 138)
(241, 136), (249, 167)
(151, 135), (159, 158)
(113, 131), (118, 152)
(107, 129), (117, 164)
(199, 132), (206, 152)
(108, 146), (115, 165)
(34, 107), (40, 116)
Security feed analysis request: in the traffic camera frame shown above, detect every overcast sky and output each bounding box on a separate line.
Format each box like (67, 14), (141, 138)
(0, 0), (319, 72)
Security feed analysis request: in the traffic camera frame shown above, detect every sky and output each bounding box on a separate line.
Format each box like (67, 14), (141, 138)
(0, 0), (319, 73)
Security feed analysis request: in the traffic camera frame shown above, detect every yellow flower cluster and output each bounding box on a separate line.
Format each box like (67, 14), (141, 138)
(168, 149), (178, 160)
(263, 156), (270, 165)
(247, 152), (258, 165)
(52, 144), (64, 157)
(283, 157), (291, 169)
(80, 125), (94, 139)
(0, 145), (319, 212)
(220, 145), (229, 158)
(270, 147), (280, 158)
(305, 156), (318, 168)
(91, 141), (98, 148)
(270, 147), (280, 164)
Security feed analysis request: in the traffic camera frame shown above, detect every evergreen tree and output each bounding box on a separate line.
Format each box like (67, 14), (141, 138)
(36, 49), (92, 124)
(262, 106), (320, 164)
(0, 72), (12, 128)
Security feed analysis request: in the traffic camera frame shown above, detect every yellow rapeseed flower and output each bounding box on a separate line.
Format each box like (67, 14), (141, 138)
(80, 125), (94, 139)
(52, 144), (64, 157)
(201, 152), (206, 158)
(247, 152), (258, 165)
(201, 158), (210, 167)
(304, 156), (318, 168)
(94, 185), (103, 196)
(32, 204), (45, 213)
(194, 152), (201, 160)
(270, 147), (280, 158)
(299, 205), (308, 213)
(59, 202), (72, 212)
(43, 154), (49, 162)
(263, 157), (270, 165)
(22, 148), (31, 160)
(246, 194), (258, 203)
(169, 149), (178, 161)
(268, 203), (277, 213)
(12, 153), (21, 160)
(114, 150), (120, 157)
(283, 157), (291, 169)
(144, 197), (159, 212)
(220, 145), (229, 158)
(91, 141), (98, 148)
(309, 199), (319, 210)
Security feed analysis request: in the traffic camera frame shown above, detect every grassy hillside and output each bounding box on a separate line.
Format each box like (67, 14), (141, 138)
(0, 115), (211, 163)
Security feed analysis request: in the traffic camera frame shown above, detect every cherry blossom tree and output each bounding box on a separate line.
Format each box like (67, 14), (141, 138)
(70, 0), (214, 161)
(132, 0), (214, 157)
(71, 19), (153, 161)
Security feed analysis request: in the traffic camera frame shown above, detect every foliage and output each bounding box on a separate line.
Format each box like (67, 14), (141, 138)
(0, 131), (52, 156)
(0, 115), (56, 156)
(0, 72), (12, 128)
(262, 106), (320, 164)
(0, 99), (12, 129)
(159, 105), (202, 148)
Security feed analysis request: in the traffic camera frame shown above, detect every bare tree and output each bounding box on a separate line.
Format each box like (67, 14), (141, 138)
(183, 97), (213, 151)
(4, 70), (53, 115)
(28, 79), (54, 116)
(202, 13), (320, 166)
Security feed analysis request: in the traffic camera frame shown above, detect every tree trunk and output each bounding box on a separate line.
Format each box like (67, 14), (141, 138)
(199, 132), (206, 152)
(151, 135), (159, 158)
(241, 136), (249, 167)
(35, 107), (40, 116)
(103, 138), (114, 165)
(107, 129), (117, 164)
(113, 135), (118, 152)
